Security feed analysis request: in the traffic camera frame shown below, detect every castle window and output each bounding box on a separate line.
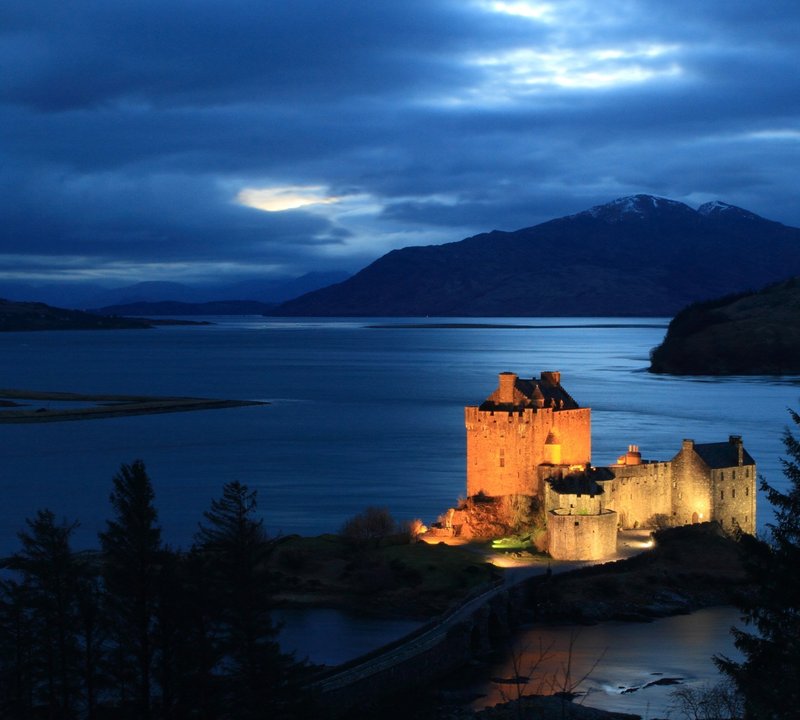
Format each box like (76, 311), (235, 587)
(574, 521), (580, 527)
(732, 488), (736, 499)
(499, 448), (505, 468)
(720, 489), (724, 500)
(720, 471), (725, 481)
(732, 516), (736, 526)
(746, 487), (749, 497)
(733, 470), (737, 480)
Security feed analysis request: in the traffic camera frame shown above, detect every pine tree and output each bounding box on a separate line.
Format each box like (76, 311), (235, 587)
(194, 481), (297, 719)
(716, 408), (800, 719)
(0, 577), (35, 719)
(99, 460), (163, 719)
(5, 510), (82, 719)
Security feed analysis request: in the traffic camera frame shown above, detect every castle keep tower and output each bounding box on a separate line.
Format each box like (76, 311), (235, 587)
(451, 370), (758, 559)
(465, 371), (591, 497)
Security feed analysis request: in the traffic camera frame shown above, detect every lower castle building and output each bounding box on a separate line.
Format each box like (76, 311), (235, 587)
(465, 371), (756, 560)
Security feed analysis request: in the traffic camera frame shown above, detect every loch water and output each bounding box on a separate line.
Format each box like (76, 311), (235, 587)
(0, 316), (791, 717)
(0, 316), (796, 554)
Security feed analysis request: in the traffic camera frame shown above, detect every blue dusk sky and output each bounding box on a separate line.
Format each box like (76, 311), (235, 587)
(2, 0), (799, 289)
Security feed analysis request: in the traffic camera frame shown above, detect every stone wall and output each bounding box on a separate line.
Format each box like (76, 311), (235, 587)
(711, 465), (757, 534)
(465, 406), (590, 497)
(546, 509), (617, 560)
(551, 407), (592, 466)
(670, 440), (714, 525)
(603, 462), (673, 529)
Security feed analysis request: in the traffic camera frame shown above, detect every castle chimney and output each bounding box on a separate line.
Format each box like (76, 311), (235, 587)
(498, 372), (517, 404)
(730, 435), (744, 466)
(682, 439), (695, 451)
(541, 371), (561, 386)
(625, 444), (642, 465)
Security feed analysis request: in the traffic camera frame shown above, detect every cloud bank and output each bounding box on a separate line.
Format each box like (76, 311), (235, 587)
(2, 0), (799, 288)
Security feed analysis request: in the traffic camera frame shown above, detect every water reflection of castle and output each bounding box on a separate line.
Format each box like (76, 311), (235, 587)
(465, 371), (756, 560)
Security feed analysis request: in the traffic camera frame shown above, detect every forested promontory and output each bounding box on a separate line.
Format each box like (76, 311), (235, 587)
(649, 276), (800, 375)
(0, 298), (152, 331)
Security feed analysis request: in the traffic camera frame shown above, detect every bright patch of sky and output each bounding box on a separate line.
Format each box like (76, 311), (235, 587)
(472, 43), (682, 96)
(484, 1), (557, 22)
(745, 129), (800, 142)
(236, 186), (342, 213)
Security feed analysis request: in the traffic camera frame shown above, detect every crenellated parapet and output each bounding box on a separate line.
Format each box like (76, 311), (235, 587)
(465, 371), (591, 497)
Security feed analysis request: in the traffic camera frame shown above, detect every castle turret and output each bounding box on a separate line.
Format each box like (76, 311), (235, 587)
(542, 431), (562, 465)
(615, 444), (641, 466)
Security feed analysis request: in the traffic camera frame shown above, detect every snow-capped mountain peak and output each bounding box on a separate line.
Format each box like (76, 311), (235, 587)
(697, 200), (764, 222)
(582, 194), (693, 221)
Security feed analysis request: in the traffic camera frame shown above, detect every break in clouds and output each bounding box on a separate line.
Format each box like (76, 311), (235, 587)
(1, 0), (799, 288)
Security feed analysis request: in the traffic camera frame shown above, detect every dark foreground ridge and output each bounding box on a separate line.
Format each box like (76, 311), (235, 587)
(649, 276), (800, 375)
(0, 389), (266, 423)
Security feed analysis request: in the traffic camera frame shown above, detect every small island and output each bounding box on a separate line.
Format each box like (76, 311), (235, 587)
(649, 276), (800, 375)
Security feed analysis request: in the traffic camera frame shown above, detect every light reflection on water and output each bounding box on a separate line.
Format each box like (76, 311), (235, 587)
(474, 606), (743, 718)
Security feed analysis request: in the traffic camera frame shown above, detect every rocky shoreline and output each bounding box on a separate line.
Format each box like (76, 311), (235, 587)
(531, 524), (749, 625)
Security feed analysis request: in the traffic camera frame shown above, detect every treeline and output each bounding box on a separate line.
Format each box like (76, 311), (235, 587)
(0, 460), (311, 720)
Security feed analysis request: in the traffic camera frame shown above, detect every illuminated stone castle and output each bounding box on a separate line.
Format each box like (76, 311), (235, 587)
(465, 371), (757, 560)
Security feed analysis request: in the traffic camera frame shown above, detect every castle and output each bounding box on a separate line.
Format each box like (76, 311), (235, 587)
(463, 371), (756, 560)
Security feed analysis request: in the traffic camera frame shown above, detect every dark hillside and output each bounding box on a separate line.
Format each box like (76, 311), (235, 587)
(649, 276), (800, 374)
(274, 195), (800, 317)
(0, 299), (151, 331)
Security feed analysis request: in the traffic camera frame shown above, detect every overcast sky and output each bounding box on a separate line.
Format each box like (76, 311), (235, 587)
(2, 0), (799, 288)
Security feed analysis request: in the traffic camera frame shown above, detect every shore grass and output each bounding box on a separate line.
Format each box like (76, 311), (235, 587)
(270, 534), (500, 618)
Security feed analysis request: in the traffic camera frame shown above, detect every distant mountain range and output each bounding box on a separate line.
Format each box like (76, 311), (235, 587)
(649, 276), (800, 375)
(93, 300), (276, 317)
(0, 271), (350, 310)
(274, 195), (800, 317)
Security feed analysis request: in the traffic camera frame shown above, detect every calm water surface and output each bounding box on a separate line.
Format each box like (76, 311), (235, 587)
(0, 317), (783, 715)
(0, 316), (796, 553)
(475, 606), (743, 718)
